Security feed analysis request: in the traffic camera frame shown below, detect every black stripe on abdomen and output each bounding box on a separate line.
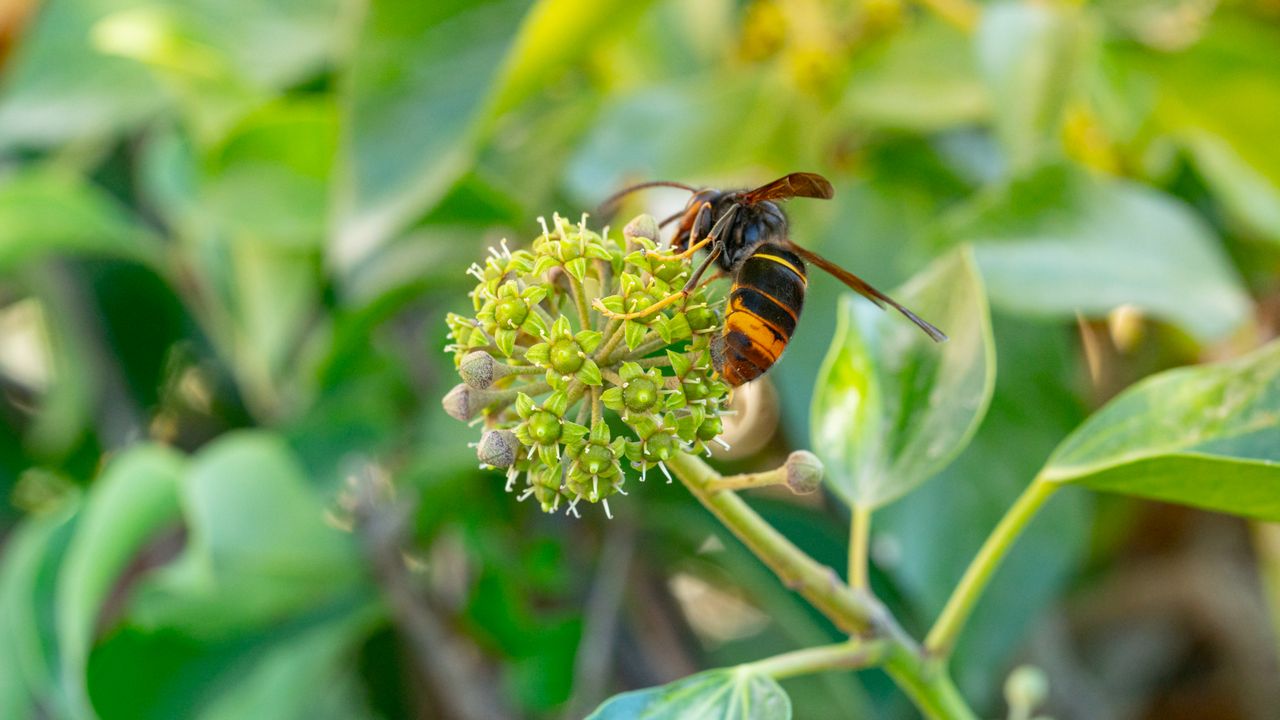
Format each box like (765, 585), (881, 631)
(731, 286), (798, 337)
(738, 246), (805, 310)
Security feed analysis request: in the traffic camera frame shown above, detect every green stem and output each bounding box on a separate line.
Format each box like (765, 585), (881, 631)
(621, 335), (668, 362)
(705, 465), (786, 492)
(666, 453), (877, 633)
(745, 639), (889, 680)
(883, 647), (977, 720)
(849, 505), (872, 591)
(569, 276), (592, 331)
(592, 321), (625, 364)
(666, 452), (980, 719)
(925, 476), (1058, 657)
(635, 354), (674, 368)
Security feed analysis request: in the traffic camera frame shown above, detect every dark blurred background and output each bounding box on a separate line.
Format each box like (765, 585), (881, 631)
(1, 0), (1279, 718)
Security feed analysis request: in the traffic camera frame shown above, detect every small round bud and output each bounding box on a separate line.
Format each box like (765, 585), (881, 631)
(622, 377), (658, 412)
(646, 433), (677, 461)
(683, 379), (709, 401)
(477, 429), (518, 467)
(494, 298), (528, 329)
(686, 306), (717, 331)
(549, 338), (584, 373)
(442, 384), (477, 421)
(579, 444), (614, 475)
(528, 411), (562, 444)
(696, 416), (722, 442)
(1004, 665), (1049, 714)
(625, 292), (656, 320)
(459, 351), (498, 389)
(624, 214), (660, 245)
(784, 451), (823, 495)
(653, 263), (685, 284)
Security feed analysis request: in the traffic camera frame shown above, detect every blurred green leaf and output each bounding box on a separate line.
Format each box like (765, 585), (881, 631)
(811, 248), (995, 509)
(1126, 16), (1280, 244)
(336, 0), (532, 269)
(196, 611), (373, 720)
(55, 446), (185, 720)
(132, 432), (364, 637)
(937, 163), (1250, 342)
(201, 98), (339, 248)
(976, 2), (1082, 171)
(90, 0), (343, 143)
(0, 169), (161, 273)
(587, 667), (791, 720)
(0, 501), (79, 720)
(489, 0), (656, 117)
(566, 73), (793, 200)
(842, 20), (987, 132)
(0, 0), (161, 150)
(1043, 338), (1280, 519)
(225, 239), (321, 410)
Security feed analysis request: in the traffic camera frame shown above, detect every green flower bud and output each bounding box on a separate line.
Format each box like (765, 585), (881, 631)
(495, 297), (528, 329)
(624, 214), (659, 245)
(528, 411), (562, 444)
(622, 377), (659, 412)
(646, 432), (678, 461)
(549, 338), (584, 373)
(1004, 666), (1049, 715)
(686, 306), (718, 332)
(579, 443), (615, 475)
(784, 450), (823, 495)
(696, 415), (723, 442)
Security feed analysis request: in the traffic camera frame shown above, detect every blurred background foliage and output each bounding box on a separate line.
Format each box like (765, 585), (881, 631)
(0, 0), (1279, 718)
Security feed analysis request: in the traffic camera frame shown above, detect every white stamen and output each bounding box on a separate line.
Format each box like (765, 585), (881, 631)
(714, 437), (732, 450)
(517, 487), (535, 502)
(659, 462), (673, 484)
(602, 499), (613, 520)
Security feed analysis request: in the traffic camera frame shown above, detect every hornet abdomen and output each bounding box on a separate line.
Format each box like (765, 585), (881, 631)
(713, 243), (807, 387)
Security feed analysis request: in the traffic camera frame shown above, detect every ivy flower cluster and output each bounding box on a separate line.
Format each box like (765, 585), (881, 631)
(442, 213), (731, 518)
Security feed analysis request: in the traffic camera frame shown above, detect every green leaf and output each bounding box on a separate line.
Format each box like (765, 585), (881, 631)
(841, 20), (987, 131)
(130, 432), (363, 638)
(487, 0), (655, 116)
(200, 98), (339, 249)
(194, 611), (373, 720)
(624, 320), (648, 351)
(1041, 339), (1280, 519)
(0, 169), (162, 273)
(0, 0), (342, 150)
(1116, 16), (1280, 245)
(975, 1), (1082, 171)
(0, 0), (161, 149)
(935, 163), (1251, 342)
(811, 248), (994, 509)
(56, 446), (186, 720)
(335, 0), (532, 268)
(0, 500), (80, 720)
(587, 667), (791, 720)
